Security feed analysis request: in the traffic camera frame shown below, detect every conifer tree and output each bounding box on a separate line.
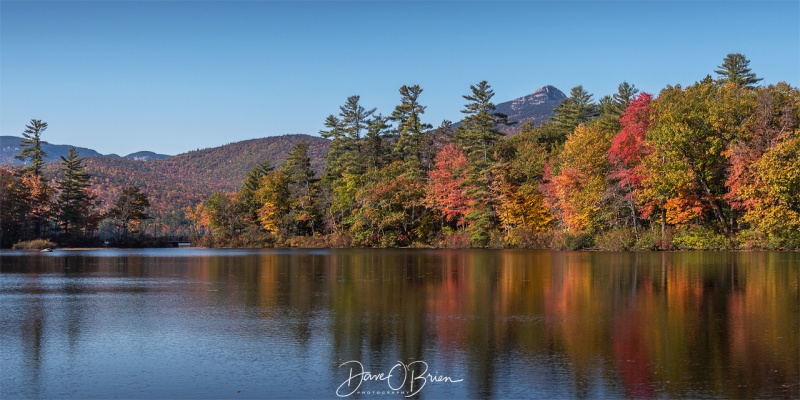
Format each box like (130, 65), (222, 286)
(715, 53), (762, 87)
(56, 147), (93, 235)
(455, 81), (510, 165)
(550, 85), (599, 137)
(363, 114), (392, 171)
(239, 161), (275, 220)
(15, 119), (49, 178)
(454, 81), (511, 246)
(390, 85), (432, 166)
(598, 82), (639, 131)
(283, 140), (321, 235)
(320, 114), (347, 181)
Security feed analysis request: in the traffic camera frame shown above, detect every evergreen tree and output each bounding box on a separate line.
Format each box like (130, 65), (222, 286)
(363, 114), (392, 171)
(454, 81), (511, 246)
(282, 140), (321, 235)
(56, 147), (93, 235)
(108, 186), (151, 236)
(550, 85), (599, 137)
(15, 119), (49, 177)
(455, 81), (511, 165)
(715, 53), (762, 87)
(321, 96), (375, 180)
(390, 85), (432, 166)
(340, 95), (375, 142)
(239, 161), (275, 220)
(320, 114), (347, 181)
(599, 82), (639, 131)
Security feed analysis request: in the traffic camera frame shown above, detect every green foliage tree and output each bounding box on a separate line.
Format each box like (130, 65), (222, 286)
(549, 85), (599, 140)
(238, 161), (274, 220)
(108, 186), (151, 236)
(390, 84), (432, 167)
(282, 140), (321, 236)
(320, 114), (348, 181)
(715, 53), (762, 87)
(15, 119), (49, 178)
(455, 81), (511, 246)
(204, 191), (247, 239)
(363, 114), (392, 171)
(599, 81), (639, 131)
(56, 147), (95, 235)
(350, 161), (428, 247)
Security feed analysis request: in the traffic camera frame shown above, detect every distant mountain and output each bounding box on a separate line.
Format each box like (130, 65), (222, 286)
(123, 151), (171, 161)
(1, 135), (105, 164)
(494, 85), (566, 134)
(0, 135), (170, 165)
(81, 134), (330, 225)
(452, 85), (566, 134)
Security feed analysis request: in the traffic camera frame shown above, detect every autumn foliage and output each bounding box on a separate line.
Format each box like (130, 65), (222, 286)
(4, 54), (799, 249)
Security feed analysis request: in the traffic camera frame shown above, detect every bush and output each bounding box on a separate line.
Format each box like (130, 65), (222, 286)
(594, 227), (636, 251)
(634, 227), (664, 251)
(672, 225), (729, 250)
(430, 228), (471, 249)
(551, 231), (593, 250)
(287, 234), (329, 248)
(504, 228), (553, 249)
(736, 228), (800, 250)
(12, 239), (57, 250)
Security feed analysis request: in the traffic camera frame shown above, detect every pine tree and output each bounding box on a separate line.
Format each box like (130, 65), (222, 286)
(321, 96), (376, 180)
(390, 85), (432, 166)
(56, 147), (93, 235)
(282, 140), (321, 235)
(715, 53), (762, 87)
(15, 119), (49, 178)
(363, 114), (392, 171)
(340, 95), (375, 142)
(454, 81), (510, 246)
(239, 161), (275, 221)
(599, 82), (639, 131)
(320, 114), (347, 181)
(455, 81), (510, 165)
(550, 85), (599, 138)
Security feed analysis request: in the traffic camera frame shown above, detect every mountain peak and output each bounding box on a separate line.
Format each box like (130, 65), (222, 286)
(532, 85), (566, 100)
(494, 85), (566, 134)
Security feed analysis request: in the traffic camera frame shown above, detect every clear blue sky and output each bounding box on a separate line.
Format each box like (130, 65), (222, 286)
(2, 1), (798, 156)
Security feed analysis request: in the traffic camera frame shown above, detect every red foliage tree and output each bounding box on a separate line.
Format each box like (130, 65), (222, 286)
(426, 143), (469, 228)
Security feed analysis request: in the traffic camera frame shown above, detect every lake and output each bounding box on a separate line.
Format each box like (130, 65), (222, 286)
(0, 249), (797, 399)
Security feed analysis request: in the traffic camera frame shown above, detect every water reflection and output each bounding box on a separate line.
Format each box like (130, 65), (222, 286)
(0, 249), (797, 398)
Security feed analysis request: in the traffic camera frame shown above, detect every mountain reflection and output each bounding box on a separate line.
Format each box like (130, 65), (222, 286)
(1, 250), (797, 398)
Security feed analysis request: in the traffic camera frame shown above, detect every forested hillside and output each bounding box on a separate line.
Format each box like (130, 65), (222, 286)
(82, 134), (329, 233)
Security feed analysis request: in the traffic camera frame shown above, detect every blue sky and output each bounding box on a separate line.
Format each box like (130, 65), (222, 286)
(2, 1), (798, 156)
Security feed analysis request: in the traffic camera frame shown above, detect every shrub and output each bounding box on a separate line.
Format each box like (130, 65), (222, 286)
(634, 227), (663, 251)
(594, 227), (636, 251)
(672, 225), (729, 250)
(12, 239), (57, 250)
(504, 228), (553, 249)
(551, 231), (593, 250)
(736, 228), (800, 250)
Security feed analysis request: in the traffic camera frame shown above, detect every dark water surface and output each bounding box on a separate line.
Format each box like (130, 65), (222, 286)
(1, 249), (797, 399)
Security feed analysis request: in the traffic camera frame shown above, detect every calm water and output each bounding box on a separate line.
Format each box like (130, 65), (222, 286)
(0, 249), (797, 399)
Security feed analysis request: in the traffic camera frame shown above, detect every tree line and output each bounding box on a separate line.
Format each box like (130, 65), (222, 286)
(3, 53), (797, 250)
(1, 121), (152, 248)
(189, 54), (799, 250)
